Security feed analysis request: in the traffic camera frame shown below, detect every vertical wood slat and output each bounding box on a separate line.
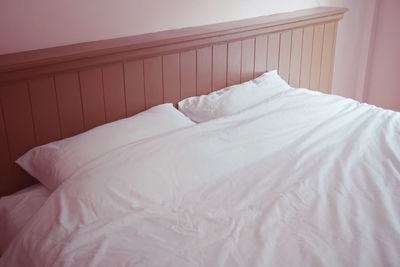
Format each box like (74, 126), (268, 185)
(54, 72), (84, 138)
(0, 89), (36, 195)
(300, 26), (314, 88)
(102, 63), (126, 122)
(180, 50), (196, 99)
(278, 31), (292, 82)
(227, 41), (241, 86)
(254, 35), (268, 77)
(79, 68), (106, 130)
(197, 47), (212, 96)
(0, 82), (36, 160)
(267, 33), (280, 71)
(212, 43), (227, 91)
(310, 24), (324, 91)
(320, 22), (336, 93)
(289, 28), (303, 87)
(0, 89), (35, 195)
(124, 60), (145, 116)
(241, 38), (255, 82)
(329, 23), (338, 91)
(28, 77), (61, 145)
(0, 99), (10, 172)
(0, 99), (12, 195)
(163, 53), (181, 105)
(144, 56), (163, 108)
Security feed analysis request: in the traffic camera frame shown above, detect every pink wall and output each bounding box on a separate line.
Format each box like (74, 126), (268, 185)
(0, 0), (333, 54)
(330, 0), (377, 101)
(1, 0), (393, 111)
(364, 0), (400, 112)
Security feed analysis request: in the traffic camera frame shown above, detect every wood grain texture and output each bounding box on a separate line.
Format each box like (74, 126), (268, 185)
(79, 68), (106, 130)
(0, 82), (36, 160)
(0, 85), (42, 196)
(310, 24), (324, 91)
(197, 47), (212, 96)
(180, 50), (197, 99)
(0, 100), (9, 166)
(28, 77), (61, 145)
(212, 43), (227, 91)
(319, 22), (336, 93)
(289, 28), (303, 87)
(0, 99), (13, 195)
(330, 23), (338, 92)
(144, 56), (163, 108)
(254, 35), (268, 77)
(163, 53), (181, 105)
(278, 31), (292, 82)
(300, 26), (314, 88)
(102, 63), (126, 122)
(124, 60), (145, 116)
(267, 33), (280, 71)
(227, 41), (241, 86)
(54, 72), (84, 137)
(241, 38), (255, 82)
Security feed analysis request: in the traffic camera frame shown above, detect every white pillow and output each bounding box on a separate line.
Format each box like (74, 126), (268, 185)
(178, 70), (291, 122)
(16, 104), (195, 191)
(0, 184), (50, 254)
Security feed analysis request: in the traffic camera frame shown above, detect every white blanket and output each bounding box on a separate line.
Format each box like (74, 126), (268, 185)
(1, 89), (400, 267)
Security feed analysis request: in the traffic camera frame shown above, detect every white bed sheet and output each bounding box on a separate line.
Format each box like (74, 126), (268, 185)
(0, 184), (50, 254)
(1, 88), (399, 266)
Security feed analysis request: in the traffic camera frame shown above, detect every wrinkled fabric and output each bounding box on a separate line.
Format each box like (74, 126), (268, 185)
(1, 89), (400, 267)
(0, 184), (50, 254)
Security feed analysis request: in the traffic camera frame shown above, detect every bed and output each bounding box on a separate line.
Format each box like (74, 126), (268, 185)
(1, 6), (400, 267)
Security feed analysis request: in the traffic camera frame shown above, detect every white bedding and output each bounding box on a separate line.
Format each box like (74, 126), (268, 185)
(1, 89), (399, 267)
(0, 184), (50, 254)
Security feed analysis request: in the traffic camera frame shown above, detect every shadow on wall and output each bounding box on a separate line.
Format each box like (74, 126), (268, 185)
(364, 0), (400, 112)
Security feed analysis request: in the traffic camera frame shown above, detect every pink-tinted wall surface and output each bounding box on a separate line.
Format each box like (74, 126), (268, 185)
(364, 0), (400, 112)
(0, 0), (350, 55)
(0, 0), (396, 111)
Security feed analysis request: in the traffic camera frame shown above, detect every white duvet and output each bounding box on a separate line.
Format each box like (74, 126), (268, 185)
(1, 89), (400, 267)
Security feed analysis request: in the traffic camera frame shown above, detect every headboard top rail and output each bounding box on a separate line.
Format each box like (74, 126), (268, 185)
(0, 7), (347, 83)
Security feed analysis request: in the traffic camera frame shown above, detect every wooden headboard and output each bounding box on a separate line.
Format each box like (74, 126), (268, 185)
(0, 7), (347, 196)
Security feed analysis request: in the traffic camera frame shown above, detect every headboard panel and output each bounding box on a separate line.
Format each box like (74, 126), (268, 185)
(0, 7), (347, 195)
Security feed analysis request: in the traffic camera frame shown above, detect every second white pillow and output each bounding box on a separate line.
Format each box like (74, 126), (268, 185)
(178, 70), (291, 122)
